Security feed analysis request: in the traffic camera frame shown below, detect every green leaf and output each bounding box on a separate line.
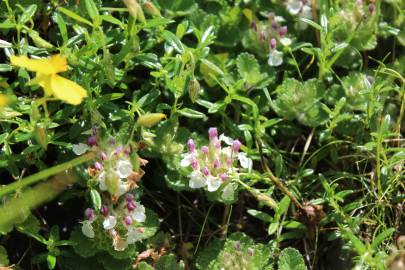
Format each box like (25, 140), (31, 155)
(236, 52), (263, 87)
(47, 254), (57, 269)
(70, 227), (98, 258)
(90, 189), (102, 212)
(20, 4), (37, 24)
(58, 7), (93, 26)
(84, 0), (99, 21)
(178, 108), (207, 120)
(161, 30), (184, 53)
(0, 245), (9, 267)
(156, 254), (184, 270)
(54, 13), (68, 44)
(278, 247), (307, 270)
(371, 228), (395, 250)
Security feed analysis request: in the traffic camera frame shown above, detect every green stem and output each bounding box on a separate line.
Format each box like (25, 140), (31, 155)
(0, 152), (95, 198)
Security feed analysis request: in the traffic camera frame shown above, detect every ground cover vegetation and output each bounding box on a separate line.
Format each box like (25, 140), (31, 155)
(0, 0), (404, 269)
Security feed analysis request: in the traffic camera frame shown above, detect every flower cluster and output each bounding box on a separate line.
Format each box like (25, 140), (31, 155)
(72, 130), (148, 251)
(180, 128), (252, 197)
(249, 13), (292, 67)
(284, 0), (312, 30)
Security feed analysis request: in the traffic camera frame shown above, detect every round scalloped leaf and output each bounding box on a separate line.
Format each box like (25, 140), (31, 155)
(278, 247), (307, 270)
(70, 226), (99, 258)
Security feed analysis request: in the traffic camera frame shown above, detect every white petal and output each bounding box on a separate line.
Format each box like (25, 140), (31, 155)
(287, 0), (302, 15)
(117, 182), (130, 197)
(72, 143), (89, 155)
(131, 202), (146, 222)
(219, 134), (233, 145)
(81, 221), (95, 238)
(222, 183), (236, 199)
(207, 176), (221, 192)
(98, 172), (107, 191)
(301, 6), (312, 19)
(268, 50), (283, 67)
(238, 153), (253, 170)
(188, 170), (206, 189)
(180, 153), (193, 167)
(103, 215), (117, 230)
(116, 159), (133, 178)
(280, 37), (292, 46)
(126, 228), (142, 244)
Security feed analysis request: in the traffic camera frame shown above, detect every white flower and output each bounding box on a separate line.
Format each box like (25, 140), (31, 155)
(103, 215), (117, 230)
(116, 159), (133, 178)
(219, 134), (234, 145)
(297, 6), (312, 30)
(188, 170), (206, 189)
(131, 202), (146, 222)
(98, 172), (107, 191)
(126, 228), (143, 244)
(81, 221), (95, 238)
(222, 183), (236, 199)
(237, 152), (253, 171)
(280, 37), (292, 46)
(180, 152), (196, 167)
(268, 50), (283, 67)
(287, 0), (302, 15)
(72, 143), (89, 155)
(207, 176), (221, 192)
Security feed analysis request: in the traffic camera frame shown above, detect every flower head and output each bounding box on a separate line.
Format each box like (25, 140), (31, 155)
(10, 54), (87, 105)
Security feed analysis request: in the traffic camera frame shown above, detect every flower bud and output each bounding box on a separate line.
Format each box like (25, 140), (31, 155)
(94, 162), (103, 171)
(368, 4), (375, 13)
(124, 216), (133, 225)
(213, 159), (220, 169)
(127, 201), (137, 211)
(191, 158), (199, 170)
(271, 21), (278, 30)
(84, 208), (95, 220)
(137, 113), (166, 128)
(126, 193), (134, 202)
(87, 135), (97, 146)
(220, 173), (228, 181)
(201, 146), (209, 155)
(270, 38), (277, 50)
(208, 128), (218, 140)
(202, 167), (210, 176)
(232, 139), (242, 152)
(247, 247), (254, 256)
(101, 205), (109, 216)
(188, 78), (201, 103)
(100, 151), (108, 161)
(279, 26), (288, 37)
(250, 21), (257, 31)
(187, 139), (196, 152)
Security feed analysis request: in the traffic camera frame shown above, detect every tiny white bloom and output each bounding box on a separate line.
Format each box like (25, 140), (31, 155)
(72, 143), (89, 155)
(116, 159), (133, 178)
(180, 153), (195, 167)
(287, 0), (302, 15)
(131, 202), (146, 222)
(207, 176), (221, 192)
(238, 152), (253, 171)
(81, 221), (95, 238)
(219, 134), (233, 145)
(98, 172), (107, 191)
(188, 170), (206, 189)
(268, 50), (283, 67)
(280, 37), (292, 46)
(222, 183), (236, 199)
(103, 215), (117, 230)
(126, 228), (143, 244)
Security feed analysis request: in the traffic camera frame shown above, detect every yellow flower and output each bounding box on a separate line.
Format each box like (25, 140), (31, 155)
(10, 54), (87, 105)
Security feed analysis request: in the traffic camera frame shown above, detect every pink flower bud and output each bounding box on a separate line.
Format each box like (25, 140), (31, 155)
(270, 38), (277, 50)
(124, 147), (131, 155)
(187, 139), (196, 152)
(126, 201), (137, 211)
(100, 152), (107, 161)
(226, 157), (232, 166)
(94, 162), (103, 171)
(126, 194), (134, 202)
(232, 139), (242, 152)
(213, 159), (220, 169)
(101, 205), (109, 216)
(368, 3), (375, 13)
(279, 26), (288, 37)
(84, 208), (95, 220)
(87, 135), (97, 146)
(138, 227), (145, 233)
(247, 247), (254, 256)
(124, 216), (132, 226)
(115, 147), (122, 155)
(201, 146), (209, 155)
(208, 128), (218, 140)
(220, 173), (228, 181)
(202, 167), (210, 176)
(191, 158), (199, 170)
(271, 21), (278, 30)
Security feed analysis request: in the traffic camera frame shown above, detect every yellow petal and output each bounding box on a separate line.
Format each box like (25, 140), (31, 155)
(35, 73), (53, 96)
(0, 93), (8, 107)
(10, 54), (68, 74)
(50, 74), (87, 105)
